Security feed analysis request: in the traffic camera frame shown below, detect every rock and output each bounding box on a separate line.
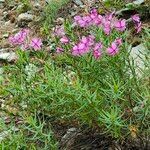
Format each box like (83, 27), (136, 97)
(25, 63), (38, 81)
(0, 0), (5, 8)
(12, 29), (18, 33)
(0, 0), (5, 3)
(0, 131), (9, 142)
(5, 20), (11, 26)
(17, 13), (34, 22)
(133, 0), (144, 5)
(61, 128), (77, 144)
(73, 0), (84, 7)
(0, 52), (18, 62)
(2, 33), (9, 38)
(3, 11), (7, 16)
(129, 44), (148, 77)
(33, 2), (42, 10)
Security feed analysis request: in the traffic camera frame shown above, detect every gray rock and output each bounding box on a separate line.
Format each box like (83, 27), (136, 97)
(33, 2), (41, 10)
(73, 0), (85, 7)
(5, 20), (11, 26)
(73, 0), (83, 6)
(133, 0), (144, 5)
(2, 33), (9, 38)
(0, 52), (18, 62)
(0, 0), (5, 8)
(18, 13), (34, 22)
(61, 128), (77, 144)
(129, 44), (148, 77)
(0, 131), (9, 142)
(0, 0), (5, 3)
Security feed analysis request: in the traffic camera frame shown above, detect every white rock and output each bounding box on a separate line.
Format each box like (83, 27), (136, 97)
(73, 0), (84, 7)
(0, 52), (17, 62)
(0, 131), (9, 142)
(18, 13), (34, 22)
(133, 0), (144, 5)
(0, 0), (5, 3)
(2, 33), (9, 38)
(4, 20), (11, 26)
(129, 44), (148, 77)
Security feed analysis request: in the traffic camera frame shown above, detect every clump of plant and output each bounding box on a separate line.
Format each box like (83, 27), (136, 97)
(41, 0), (70, 34)
(5, 9), (149, 140)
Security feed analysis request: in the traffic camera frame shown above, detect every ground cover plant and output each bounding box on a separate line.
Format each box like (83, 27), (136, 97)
(0, 0), (150, 149)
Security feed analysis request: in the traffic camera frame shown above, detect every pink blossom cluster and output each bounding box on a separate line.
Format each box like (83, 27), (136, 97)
(74, 9), (127, 35)
(131, 14), (142, 33)
(74, 9), (103, 27)
(74, 9), (142, 35)
(72, 35), (95, 56)
(53, 26), (69, 44)
(53, 25), (66, 37)
(72, 35), (123, 59)
(9, 29), (42, 51)
(107, 38), (122, 56)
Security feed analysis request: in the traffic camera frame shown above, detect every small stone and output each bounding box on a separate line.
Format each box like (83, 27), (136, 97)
(133, 0), (144, 5)
(55, 17), (64, 24)
(0, 52), (18, 62)
(129, 44), (148, 77)
(3, 11), (7, 16)
(2, 33), (9, 38)
(4, 20), (11, 26)
(0, 0), (5, 3)
(12, 29), (18, 33)
(0, 131), (9, 142)
(33, 2), (41, 10)
(18, 13), (34, 22)
(73, 0), (84, 6)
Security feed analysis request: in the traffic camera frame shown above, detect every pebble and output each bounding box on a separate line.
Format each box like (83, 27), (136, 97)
(2, 33), (9, 38)
(0, 0), (5, 3)
(33, 2), (41, 10)
(0, 52), (18, 62)
(73, 0), (84, 6)
(17, 13), (34, 22)
(5, 20), (11, 26)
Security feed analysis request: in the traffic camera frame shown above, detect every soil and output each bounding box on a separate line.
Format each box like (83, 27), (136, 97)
(51, 121), (150, 150)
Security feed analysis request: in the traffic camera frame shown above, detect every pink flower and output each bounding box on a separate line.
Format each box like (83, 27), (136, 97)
(60, 36), (69, 44)
(131, 14), (142, 33)
(103, 21), (111, 35)
(135, 22), (142, 33)
(81, 36), (88, 44)
(132, 14), (140, 23)
(90, 9), (98, 16)
(90, 9), (98, 20)
(93, 49), (102, 59)
(87, 35), (95, 46)
(74, 15), (87, 27)
(105, 12), (114, 21)
(82, 16), (92, 26)
(93, 42), (103, 59)
(72, 35), (95, 56)
(106, 42), (119, 56)
(114, 19), (126, 31)
(93, 15), (103, 26)
(72, 45), (80, 56)
(9, 29), (29, 45)
(94, 42), (103, 51)
(54, 26), (65, 37)
(74, 16), (82, 23)
(56, 47), (63, 53)
(30, 38), (42, 51)
(20, 43), (30, 51)
(115, 38), (122, 46)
